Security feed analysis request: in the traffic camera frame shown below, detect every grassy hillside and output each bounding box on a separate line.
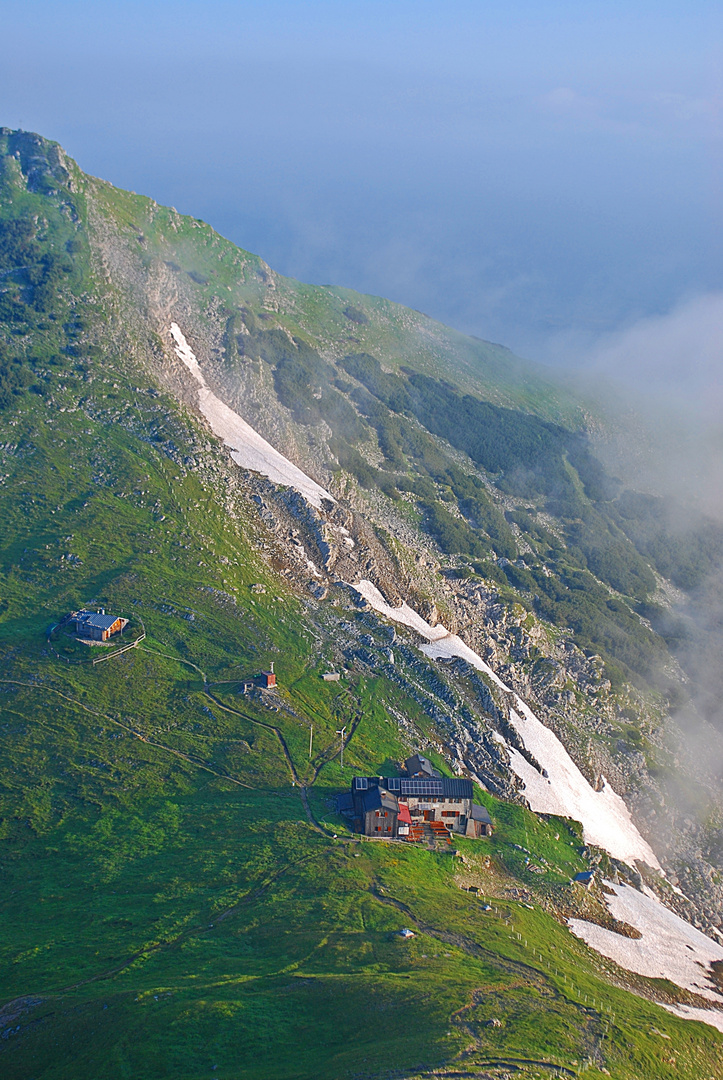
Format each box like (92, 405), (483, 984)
(2, 125), (720, 697)
(2, 127), (723, 1078)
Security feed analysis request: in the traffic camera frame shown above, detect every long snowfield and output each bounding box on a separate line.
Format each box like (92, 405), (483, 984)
(351, 579), (659, 869)
(170, 323), (334, 510)
(569, 881), (723, 1032)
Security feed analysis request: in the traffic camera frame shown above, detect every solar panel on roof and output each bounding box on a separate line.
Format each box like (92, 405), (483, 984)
(400, 779), (443, 795)
(78, 613), (119, 630)
(352, 774), (473, 798)
(441, 778), (474, 798)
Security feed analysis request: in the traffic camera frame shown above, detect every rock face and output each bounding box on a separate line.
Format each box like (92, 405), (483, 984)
(199, 458), (723, 929)
(418, 599), (441, 627)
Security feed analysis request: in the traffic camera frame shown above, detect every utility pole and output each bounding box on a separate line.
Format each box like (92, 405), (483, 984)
(309, 725), (313, 759)
(337, 725), (347, 769)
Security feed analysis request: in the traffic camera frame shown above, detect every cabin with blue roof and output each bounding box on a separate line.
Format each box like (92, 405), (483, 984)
(74, 609), (128, 642)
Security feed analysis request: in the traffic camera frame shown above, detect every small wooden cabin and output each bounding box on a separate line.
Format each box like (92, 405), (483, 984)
(74, 610), (128, 642)
(258, 662), (277, 688)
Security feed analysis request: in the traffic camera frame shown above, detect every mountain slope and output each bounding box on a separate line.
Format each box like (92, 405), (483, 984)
(2, 127), (723, 1078)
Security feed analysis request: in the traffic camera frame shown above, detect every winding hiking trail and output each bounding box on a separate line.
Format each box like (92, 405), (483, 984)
(371, 889), (605, 1078)
(139, 643), (360, 836)
(0, 845), (333, 1012)
(413, 1064), (580, 1078)
(203, 688), (323, 832)
(2, 648), (362, 839)
(1, 664), (611, 1077)
(136, 644), (333, 834)
(0, 665), (345, 999)
(0, 679), (253, 789)
(0, 655), (368, 1018)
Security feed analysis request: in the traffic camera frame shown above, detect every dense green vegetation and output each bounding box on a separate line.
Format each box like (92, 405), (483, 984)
(330, 350), (723, 687)
(611, 490), (723, 591)
(340, 353), (609, 507)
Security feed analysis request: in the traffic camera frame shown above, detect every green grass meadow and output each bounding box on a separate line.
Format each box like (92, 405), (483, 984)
(0, 395), (720, 1078)
(1, 129), (722, 1078)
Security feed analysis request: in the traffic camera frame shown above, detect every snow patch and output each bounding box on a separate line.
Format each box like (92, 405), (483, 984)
(569, 880), (723, 1031)
(351, 578), (658, 868)
(661, 1003), (723, 1033)
(351, 580), (449, 641)
(508, 703), (659, 868)
(169, 323), (334, 510)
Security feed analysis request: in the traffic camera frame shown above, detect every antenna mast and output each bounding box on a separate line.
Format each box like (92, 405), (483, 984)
(336, 725), (347, 769)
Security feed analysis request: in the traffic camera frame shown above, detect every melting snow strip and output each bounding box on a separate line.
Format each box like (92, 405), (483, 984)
(170, 323), (334, 510)
(507, 701), (659, 868)
(569, 879), (723, 1031)
(350, 578), (659, 869)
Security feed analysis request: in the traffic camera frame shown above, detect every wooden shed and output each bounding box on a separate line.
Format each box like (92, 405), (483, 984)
(74, 610), (128, 642)
(258, 662), (277, 688)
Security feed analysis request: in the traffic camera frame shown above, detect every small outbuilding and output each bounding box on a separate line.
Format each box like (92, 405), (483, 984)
(404, 754), (440, 779)
(397, 802), (412, 837)
(465, 804), (493, 838)
(257, 662), (277, 688)
(573, 870), (595, 888)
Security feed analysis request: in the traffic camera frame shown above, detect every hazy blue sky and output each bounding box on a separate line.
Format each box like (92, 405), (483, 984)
(2, 0), (721, 360)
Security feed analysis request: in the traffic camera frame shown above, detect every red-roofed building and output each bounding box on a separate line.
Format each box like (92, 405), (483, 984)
(257, 661), (277, 688)
(397, 803), (412, 838)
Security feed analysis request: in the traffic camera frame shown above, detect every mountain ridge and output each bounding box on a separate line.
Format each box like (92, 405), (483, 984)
(2, 127), (723, 1078)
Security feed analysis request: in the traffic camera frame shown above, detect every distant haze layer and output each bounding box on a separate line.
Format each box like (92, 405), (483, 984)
(1, 0), (721, 360)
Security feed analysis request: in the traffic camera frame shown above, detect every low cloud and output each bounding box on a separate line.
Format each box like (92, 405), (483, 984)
(539, 86), (598, 112)
(586, 292), (723, 410)
(559, 294), (723, 520)
(565, 297), (723, 778)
